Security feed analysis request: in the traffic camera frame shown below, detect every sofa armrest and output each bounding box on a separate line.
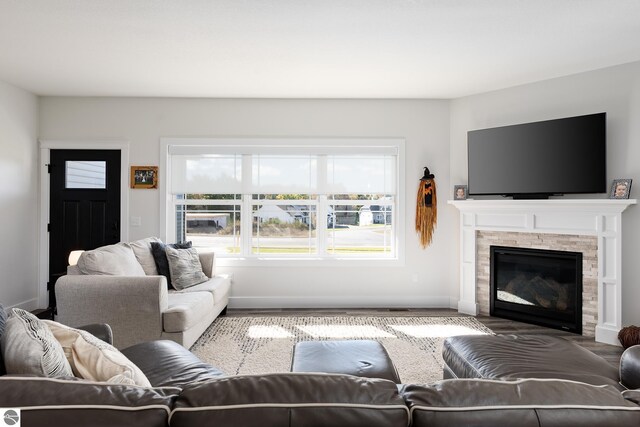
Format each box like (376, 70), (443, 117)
(77, 323), (113, 345)
(56, 275), (168, 349)
(198, 252), (216, 278)
(621, 345), (640, 390)
(121, 340), (224, 388)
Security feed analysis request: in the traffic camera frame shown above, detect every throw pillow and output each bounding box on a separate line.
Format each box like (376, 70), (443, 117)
(0, 303), (6, 375)
(77, 242), (146, 276)
(44, 320), (151, 387)
(150, 241), (192, 289)
(165, 246), (209, 291)
(1, 308), (73, 377)
(129, 237), (162, 276)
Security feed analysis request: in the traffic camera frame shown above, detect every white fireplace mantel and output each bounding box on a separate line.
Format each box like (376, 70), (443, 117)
(448, 198), (637, 345)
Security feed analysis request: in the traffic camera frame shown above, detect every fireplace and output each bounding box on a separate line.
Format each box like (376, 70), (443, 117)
(490, 246), (582, 334)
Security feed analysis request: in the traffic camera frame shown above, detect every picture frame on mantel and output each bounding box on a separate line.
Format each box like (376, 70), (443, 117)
(131, 166), (158, 189)
(453, 185), (468, 200)
(609, 178), (632, 199)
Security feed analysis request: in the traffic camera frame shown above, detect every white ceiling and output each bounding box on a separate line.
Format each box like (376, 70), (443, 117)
(1, 0), (640, 99)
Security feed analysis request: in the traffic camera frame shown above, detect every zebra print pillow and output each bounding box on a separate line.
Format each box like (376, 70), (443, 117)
(1, 308), (73, 377)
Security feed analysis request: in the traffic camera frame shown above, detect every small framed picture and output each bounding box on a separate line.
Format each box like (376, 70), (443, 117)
(609, 178), (632, 199)
(454, 185), (468, 200)
(131, 166), (158, 189)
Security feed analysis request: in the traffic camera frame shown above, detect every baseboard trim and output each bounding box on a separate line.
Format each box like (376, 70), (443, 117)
(229, 296), (452, 310)
(595, 325), (621, 346)
(457, 300), (479, 316)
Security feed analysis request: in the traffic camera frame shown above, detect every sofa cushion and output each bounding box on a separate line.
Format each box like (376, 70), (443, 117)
(171, 373), (409, 427)
(129, 237), (162, 275)
(44, 320), (151, 387)
(402, 379), (640, 427)
(625, 389), (640, 405)
(0, 303), (7, 375)
(77, 243), (146, 276)
(121, 340), (225, 388)
(165, 246), (209, 290)
(173, 275), (231, 306)
(1, 308), (73, 377)
(150, 241), (192, 289)
(0, 376), (176, 427)
(443, 334), (622, 389)
(164, 292), (214, 333)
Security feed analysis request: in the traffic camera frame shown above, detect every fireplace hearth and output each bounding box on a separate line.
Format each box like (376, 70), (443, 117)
(490, 246), (582, 334)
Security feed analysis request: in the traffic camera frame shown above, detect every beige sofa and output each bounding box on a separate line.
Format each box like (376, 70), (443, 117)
(55, 237), (231, 349)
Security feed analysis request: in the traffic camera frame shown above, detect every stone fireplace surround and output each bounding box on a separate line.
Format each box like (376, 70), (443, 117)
(477, 231), (597, 336)
(449, 199), (636, 345)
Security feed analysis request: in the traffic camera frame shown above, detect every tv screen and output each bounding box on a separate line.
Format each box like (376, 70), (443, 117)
(467, 113), (606, 198)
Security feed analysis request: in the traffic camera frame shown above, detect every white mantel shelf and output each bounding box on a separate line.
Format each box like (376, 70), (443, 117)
(448, 198), (637, 345)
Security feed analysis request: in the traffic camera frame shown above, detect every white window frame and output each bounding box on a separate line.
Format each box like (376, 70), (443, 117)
(160, 138), (405, 267)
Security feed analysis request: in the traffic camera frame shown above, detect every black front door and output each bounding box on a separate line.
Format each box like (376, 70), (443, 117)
(49, 149), (121, 308)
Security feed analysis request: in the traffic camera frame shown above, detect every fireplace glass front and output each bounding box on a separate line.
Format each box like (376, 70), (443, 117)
(490, 246), (582, 334)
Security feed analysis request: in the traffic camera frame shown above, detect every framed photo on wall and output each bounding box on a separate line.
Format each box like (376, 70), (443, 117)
(131, 166), (158, 189)
(454, 185), (468, 200)
(609, 178), (632, 199)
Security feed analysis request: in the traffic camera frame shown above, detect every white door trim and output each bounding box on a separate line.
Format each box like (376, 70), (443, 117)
(38, 140), (130, 308)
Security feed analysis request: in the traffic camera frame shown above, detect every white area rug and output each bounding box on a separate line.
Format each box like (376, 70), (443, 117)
(191, 316), (492, 384)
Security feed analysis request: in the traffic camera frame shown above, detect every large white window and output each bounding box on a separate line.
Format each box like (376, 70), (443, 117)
(163, 139), (403, 262)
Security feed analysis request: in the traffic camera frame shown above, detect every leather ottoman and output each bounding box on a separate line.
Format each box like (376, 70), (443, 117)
(442, 334), (623, 390)
(291, 340), (401, 383)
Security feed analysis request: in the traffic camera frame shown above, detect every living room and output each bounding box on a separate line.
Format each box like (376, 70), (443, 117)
(1, 1), (640, 425)
(2, 3), (639, 324)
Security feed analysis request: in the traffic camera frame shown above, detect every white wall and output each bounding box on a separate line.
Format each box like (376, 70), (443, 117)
(450, 60), (640, 326)
(38, 98), (455, 308)
(0, 80), (39, 309)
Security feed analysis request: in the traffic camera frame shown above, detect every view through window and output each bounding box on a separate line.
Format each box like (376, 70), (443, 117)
(167, 142), (400, 259)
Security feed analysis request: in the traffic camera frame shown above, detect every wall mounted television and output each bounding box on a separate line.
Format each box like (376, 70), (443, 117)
(467, 112), (606, 199)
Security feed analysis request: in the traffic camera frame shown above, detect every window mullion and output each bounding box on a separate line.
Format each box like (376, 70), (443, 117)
(318, 195), (327, 255)
(241, 154), (253, 256)
(241, 194), (252, 256)
(317, 155), (327, 255)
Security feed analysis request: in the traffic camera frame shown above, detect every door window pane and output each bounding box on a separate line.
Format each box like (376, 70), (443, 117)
(65, 161), (106, 189)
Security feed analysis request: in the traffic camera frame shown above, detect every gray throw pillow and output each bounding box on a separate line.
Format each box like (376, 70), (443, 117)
(0, 303), (6, 375)
(165, 246), (209, 290)
(150, 241), (192, 289)
(1, 308), (73, 377)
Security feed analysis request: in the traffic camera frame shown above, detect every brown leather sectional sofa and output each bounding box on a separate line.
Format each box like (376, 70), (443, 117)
(1, 317), (639, 426)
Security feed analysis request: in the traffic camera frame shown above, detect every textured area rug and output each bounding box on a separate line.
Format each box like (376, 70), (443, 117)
(191, 316), (493, 384)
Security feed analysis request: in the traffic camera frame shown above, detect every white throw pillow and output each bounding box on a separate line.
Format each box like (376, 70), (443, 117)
(129, 237), (162, 275)
(44, 320), (151, 387)
(77, 242), (146, 276)
(1, 308), (73, 378)
(165, 246), (209, 290)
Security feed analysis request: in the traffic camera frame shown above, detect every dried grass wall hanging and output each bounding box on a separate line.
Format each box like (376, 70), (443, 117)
(415, 167), (437, 248)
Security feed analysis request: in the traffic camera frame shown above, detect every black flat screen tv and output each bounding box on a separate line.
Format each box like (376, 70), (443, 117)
(467, 112), (606, 199)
